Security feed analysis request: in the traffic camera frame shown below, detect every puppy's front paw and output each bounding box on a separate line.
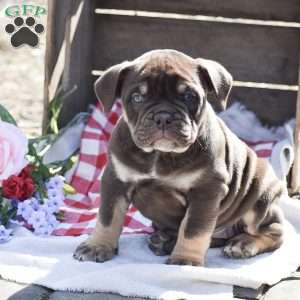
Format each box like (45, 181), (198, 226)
(166, 256), (203, 266)
(224, 235), (258, 259)
(73, 241), (117, 262)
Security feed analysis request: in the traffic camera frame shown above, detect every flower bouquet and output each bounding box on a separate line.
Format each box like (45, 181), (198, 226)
(0, 104), (76, 243)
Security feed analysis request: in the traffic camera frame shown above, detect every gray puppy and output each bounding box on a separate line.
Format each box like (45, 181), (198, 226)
(73, 50), (285, 266)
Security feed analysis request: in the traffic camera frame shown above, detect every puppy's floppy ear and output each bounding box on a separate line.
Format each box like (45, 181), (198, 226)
(94, 61), (131, 112)
(196, 58), (233, 110)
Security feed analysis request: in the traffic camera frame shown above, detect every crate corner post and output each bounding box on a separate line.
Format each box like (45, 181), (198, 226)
(291, 59), (300, 194)
(43, 0), (97, 133)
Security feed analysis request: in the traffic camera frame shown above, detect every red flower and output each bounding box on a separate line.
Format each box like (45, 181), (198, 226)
(20, 177), (35, 200)
(2, 167), (35, 201)
(2, 176), (22, 199)
(19, 165), (34, 179)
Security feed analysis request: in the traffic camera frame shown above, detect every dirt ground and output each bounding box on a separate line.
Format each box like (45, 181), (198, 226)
(0, 0), (47, 137)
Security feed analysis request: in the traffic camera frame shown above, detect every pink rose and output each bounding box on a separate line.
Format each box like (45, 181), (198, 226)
(0, 121), (28, 186)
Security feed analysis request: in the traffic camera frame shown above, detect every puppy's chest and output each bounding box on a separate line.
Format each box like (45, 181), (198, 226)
(111, 153), (204, 191)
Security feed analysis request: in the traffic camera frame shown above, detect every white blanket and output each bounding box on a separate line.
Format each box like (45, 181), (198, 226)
(0, 196), (300, 300)
(0, 102), (299, 299)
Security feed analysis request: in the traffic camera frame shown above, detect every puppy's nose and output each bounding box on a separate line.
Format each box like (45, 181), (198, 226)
(154, 112), (173, 129)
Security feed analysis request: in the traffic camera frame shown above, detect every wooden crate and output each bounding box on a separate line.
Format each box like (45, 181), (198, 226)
(43, 0), (300, 191)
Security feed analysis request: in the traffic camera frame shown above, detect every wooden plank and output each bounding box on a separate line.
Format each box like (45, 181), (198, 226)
(92, 15), (300, 86)
(91, 69), (297, 125)
(43, 0), (75, 132)
(229, 87), (297, 125)
(95, 9), (300, 29)
(57, 0), (97, 128)
(43, 0), (56, 133)
(43, 0), (96, 130)
(291, 60), (300, 193)
(95, 0), (300, 23)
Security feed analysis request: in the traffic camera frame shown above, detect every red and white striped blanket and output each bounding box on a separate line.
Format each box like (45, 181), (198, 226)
(53, 101), (275, 236)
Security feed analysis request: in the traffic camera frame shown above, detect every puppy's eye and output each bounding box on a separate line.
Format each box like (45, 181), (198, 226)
(183, 90), (197, 102)
(131, 92), (144, 103)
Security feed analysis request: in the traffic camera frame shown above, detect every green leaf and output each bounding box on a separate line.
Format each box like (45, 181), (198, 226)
(0, 191), (3, 204)
(29, 134), (56, 156)
(0, 199), (13, 226)
(28, 142), (39, 158)
(46, 85), (77, 134)
(39, 164), (51, 179)
(62, 155), (78, 174)
(47, 155), (78, 176)
(0, 104), (17, 125)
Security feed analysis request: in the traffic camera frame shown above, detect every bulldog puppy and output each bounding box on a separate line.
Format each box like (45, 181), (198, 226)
(73, 49), (285, 266)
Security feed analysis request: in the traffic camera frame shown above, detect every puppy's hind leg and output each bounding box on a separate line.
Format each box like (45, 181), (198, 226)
(148, 227), (177, 256)
(224, 203), (284, 258)
(131, 182), (186, 256)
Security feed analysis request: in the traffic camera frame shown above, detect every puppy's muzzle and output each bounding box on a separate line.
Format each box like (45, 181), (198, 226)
(153, 111), (173, 130)
(134, 110), (193, 152)
(146, 111), (180, 142)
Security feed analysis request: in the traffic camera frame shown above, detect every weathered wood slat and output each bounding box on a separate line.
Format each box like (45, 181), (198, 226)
(95, 0), (300, 23)
(43, 0), (97, 129)
(90, 71), (297, 125)
(229, 87), (296, 125)
(43, 0), (70, 132)
(91, 71), (298, 91)
(92, 15), (300, 86)
(291, 61), (300, 193)
(95, 9), (300, 29)
(57, 0), (97, 128)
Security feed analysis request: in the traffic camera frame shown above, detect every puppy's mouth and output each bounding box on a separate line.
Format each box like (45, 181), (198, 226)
(151, 130), (177, 143)
(151, 132), (176, 151)
(134, 128), (193, 153)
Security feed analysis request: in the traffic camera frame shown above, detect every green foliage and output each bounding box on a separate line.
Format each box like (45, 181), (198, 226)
(47, 86), (77, 134)
(48, 94), (64, 135)
(0, 97), (80, 231)
(0, 104), (17, 125)
(26, 140), (78, 201)
(0, 196), (15, 227)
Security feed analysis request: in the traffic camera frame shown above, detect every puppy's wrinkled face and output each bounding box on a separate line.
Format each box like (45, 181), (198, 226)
(120, 55), (205, 153)
(94, 50), (233, 153)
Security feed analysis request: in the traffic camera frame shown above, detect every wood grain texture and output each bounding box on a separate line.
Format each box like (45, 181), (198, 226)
(43, 0), (97, 130)
(43, 0), (56, 133)
(46, 1), (299, 126)
(228, 87), (296, 125)
(92, 15), (300, 86)
(95, 0), (300, 23)
(291, 62), (300, 192)
(44, 0), (74, 132)
(57, 0), (97, 128)
(90, 70), (296, 125)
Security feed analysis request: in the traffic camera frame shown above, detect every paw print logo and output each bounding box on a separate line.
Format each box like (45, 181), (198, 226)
(5, 16), (44, 48)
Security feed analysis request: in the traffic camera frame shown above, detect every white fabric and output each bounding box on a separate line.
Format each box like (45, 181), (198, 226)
(0, 196), (300, 300)
(219, 102), (295, 143)
(0, 102), (298, 299)
(43, 113), (88, 165)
